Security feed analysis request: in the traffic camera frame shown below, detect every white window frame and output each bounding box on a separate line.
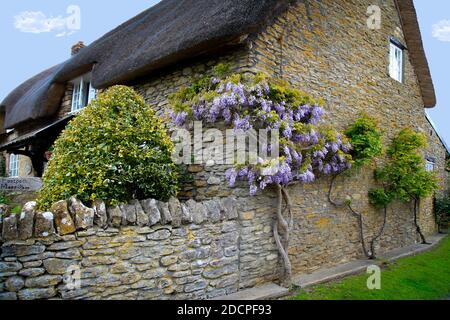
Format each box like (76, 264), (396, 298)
(9, 154), (19, 177)
(70, 73), (97, 113)
(425, 160), (435, 172)
(389, 40), (403, 83)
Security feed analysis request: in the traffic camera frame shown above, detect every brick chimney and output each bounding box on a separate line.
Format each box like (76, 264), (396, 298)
(71, 41), (85, 56)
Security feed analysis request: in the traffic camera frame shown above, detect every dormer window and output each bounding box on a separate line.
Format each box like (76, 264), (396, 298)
(71, 73), (97, 113)
(389, 38), (404, 83)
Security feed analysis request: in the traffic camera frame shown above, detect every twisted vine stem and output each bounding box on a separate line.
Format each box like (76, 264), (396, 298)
(273, 184), (294, 287)
(412, 198), (430, 245)
(328, 174), (387, 259)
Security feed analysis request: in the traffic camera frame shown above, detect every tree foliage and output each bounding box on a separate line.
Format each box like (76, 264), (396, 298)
(369, 128), (439, 206)
(345, 113), (384, 168)
(37, 85), (178, 209)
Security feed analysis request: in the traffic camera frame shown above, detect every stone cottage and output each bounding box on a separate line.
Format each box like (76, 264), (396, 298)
(0, 0), (447, 300)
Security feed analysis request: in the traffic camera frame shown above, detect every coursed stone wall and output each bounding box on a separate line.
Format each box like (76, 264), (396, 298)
(0, 195), (281, 300)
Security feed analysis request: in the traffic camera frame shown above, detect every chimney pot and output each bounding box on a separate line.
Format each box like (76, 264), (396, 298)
(71, 41), (85, 56)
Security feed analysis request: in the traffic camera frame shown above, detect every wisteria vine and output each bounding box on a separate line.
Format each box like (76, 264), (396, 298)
(170, 68), (353, 195)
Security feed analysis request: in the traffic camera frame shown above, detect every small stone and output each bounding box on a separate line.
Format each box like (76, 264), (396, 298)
(147, 229), (171, 240)
(92, 200), (108, 228)
(25, 275), (62, 288)
(43, 258), (78, 275)
(18, 201), (36, 240)
(34, 212), (55, 238)
(18, 288), (57, 300)
(187, 165), (203, 173)
(51, 200), (76, 236)
(1, 244), (45, 257)
(107, 206), (122, 228)
(168, 197), (182, 227)
(131, 200), (149, 227)
(239, 211), (255, 220)
(185, 280), (207, 293)
(47, 240), (83, 251)
(141, 199), (161, 226)
(55, 248), (82, 260)
(0, 292), (17, 300)
(204, 199), (221, 223)
(5, 276), (25, 292)
(157, 201), (172, 225)
(180, 203), (193, 224)
(186, 200), (207, 225)
(68, 197), (94, 230)
(207, 176), (221, 185)
(19, 268), (45, 277)
(221, 197), (238, 220)
(2, 215), (18, 241)
(120, 203), (136, 226)
(160, 255), (178, 266)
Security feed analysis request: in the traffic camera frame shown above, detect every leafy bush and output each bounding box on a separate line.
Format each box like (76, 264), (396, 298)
(345, 113), (383, 168)
(369, 128), (440, 209)
(37, 85), (178, 209)
(0, 191), (10, 205)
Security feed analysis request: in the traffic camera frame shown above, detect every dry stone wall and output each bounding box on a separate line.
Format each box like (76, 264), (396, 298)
(0, 195), (280, 300)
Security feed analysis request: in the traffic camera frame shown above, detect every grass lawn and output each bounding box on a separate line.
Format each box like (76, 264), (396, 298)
(292, 235), (450, 300)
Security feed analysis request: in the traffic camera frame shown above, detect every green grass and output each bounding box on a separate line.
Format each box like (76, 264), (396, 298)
(292, 235), (450, 300)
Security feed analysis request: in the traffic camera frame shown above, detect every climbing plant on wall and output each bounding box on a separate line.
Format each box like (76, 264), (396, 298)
(328, 113), (385, 259)
(369, 128), (440, 244)
(170, 64), (352, 286)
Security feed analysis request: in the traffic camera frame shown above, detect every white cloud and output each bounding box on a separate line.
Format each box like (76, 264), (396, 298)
(432, 19), (450, 42)
(13, 7), (80, 37)
(14, 11), (66, 34)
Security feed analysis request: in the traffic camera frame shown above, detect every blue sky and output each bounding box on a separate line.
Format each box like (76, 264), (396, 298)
(0, 1), (448, 148)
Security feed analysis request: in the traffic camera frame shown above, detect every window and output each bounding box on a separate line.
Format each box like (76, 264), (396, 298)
(71, 74), (97, 112)
(9, 154), (19, 177)
(389, 40), (404, 82)
(425, 158), (435, 172)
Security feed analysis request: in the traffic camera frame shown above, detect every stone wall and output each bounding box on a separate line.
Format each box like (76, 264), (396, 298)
(247, 0), (444, 271)
(0, 195), (281, 300)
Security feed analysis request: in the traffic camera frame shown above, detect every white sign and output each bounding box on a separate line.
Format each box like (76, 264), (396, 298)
(0, 178), (43, 191)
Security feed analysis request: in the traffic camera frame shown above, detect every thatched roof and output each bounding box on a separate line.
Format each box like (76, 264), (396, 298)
(395, 0), (436, 108)
(0, 0), (436, 129)
(1, 64), (67, 129)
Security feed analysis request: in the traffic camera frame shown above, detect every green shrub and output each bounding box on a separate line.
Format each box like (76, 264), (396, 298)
(345, 113), (383, 168)
(10, 205), (22, 215)
(370, 128), (439, 204)
(0, 191), (10, 205)
(37, 85), (179, 209)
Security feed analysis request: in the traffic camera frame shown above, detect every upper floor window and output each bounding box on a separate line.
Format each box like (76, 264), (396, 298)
(389, 39), (404, 83)
(9, 154), (19, 177)
(425, 158), (435, 172)
(71, 74), (97, 113)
